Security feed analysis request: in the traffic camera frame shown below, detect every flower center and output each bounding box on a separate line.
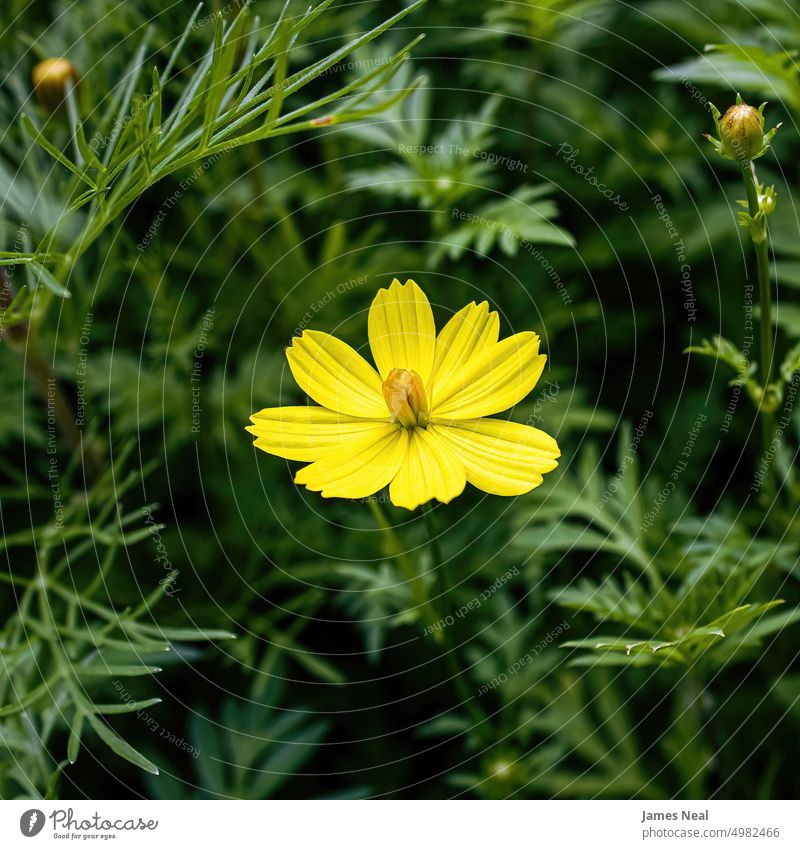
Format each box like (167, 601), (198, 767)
(382, 368), (429, 428)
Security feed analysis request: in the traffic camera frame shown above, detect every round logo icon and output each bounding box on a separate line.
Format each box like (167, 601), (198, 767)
(19, 810), (46, 837)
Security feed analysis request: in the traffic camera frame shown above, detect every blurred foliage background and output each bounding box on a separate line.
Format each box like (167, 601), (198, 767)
(1, 0), (799, 800)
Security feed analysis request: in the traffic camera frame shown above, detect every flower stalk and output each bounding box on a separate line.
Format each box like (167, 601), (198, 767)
(366, 499), (441, 638)
(421, 503), (485, 728)
(739, 161), (777, 470)
(368, 498), (484, 727)
(704, 96), (782, 491)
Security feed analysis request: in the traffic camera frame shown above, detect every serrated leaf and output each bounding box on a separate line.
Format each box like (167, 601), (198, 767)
(685, 334), (751, 377)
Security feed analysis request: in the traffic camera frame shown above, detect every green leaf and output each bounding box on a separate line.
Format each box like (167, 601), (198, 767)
(517, 523), (630, 558)
(91, 697), (163, 715)
(67, 712), (84, 764)
(200, 13), (241, 150)
(705, 601), (784, 636)
(137, 627), (236, 642)
(264, 20), (292, 127)
(742, 608), (800, 642)
(26, 261), (71, 298)
(273, 635), (345, 684)
(770, 303), (800, 339)
(654, 49), (800, 110)
(21, 114), (97, 190)
(772, 260), (800, 290)
(65, 82), (104, 171)
(76, 664), (162, 677)
(162, 4), (203, 85)
(0, 252), (60, 266)
(436, 185), (574, 263)
(99, 30), (152, 166)
(150, 68), (163, 143)
(562, 603), (787, 669)
(86, 714), (159, 774)
(685, 334), (752, 380)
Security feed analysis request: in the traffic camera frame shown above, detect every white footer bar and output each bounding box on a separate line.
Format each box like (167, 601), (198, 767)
(2, 800), (796, 848)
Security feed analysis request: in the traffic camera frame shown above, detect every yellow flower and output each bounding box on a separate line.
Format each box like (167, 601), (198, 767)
(247, 279), (560, 510)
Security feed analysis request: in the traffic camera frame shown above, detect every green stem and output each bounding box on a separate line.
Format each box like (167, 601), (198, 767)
(741, 162), (776, 490)
(421, 503), (484, 728)
(367, 499), (440, 636)
(368, 499), (484, 728)
(421, 503), (447, 601)
(673, 667), (710, 798)
(741, 165), (773, 389)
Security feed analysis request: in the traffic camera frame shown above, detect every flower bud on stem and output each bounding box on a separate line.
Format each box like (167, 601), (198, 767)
(706, 97), (782, 498)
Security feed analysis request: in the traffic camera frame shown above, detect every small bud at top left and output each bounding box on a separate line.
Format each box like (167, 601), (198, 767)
(32, 58), (79, 109)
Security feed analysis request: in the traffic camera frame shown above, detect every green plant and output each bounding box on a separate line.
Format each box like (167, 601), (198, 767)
(515, 437), (800, 671)
(0, 446), (234, 796)
(1, 0), (427, 320)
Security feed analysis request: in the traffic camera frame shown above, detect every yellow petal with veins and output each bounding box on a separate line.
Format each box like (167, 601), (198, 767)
(431, 419), (559, 496)
(389, 427), (466, 510)
(295, 426), (408, 499)
(247, 406), (392, 462)
(286, 330), (386, 418)
(431, 332), (545, 420)
(429, 300), (499, 407)
(368, 279), (436, 384)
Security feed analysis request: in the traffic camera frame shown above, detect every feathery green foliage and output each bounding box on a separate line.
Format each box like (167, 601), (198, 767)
(1, 0), (800, 802)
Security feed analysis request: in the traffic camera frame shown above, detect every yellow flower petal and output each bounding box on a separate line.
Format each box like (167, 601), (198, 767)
(295, 426), (408, 500)
(247, 407), (392, 462)
(430, 419), (559, 496)
(286, 330), (386, 418)
(429, 300), (499, 407)
(389, 427), (466, 511)
(431, 332), (546, 420)
(368, 278), (436, 384)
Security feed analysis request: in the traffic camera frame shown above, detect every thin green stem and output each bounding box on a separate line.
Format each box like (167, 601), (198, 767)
(366, 499), (440, 636)
(421, 503), (484, 728)
(674, 667), (709, 798)
(421, 503), (447, 600)
(741, 162), (776, 491)
(368, 499), (484, 728)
